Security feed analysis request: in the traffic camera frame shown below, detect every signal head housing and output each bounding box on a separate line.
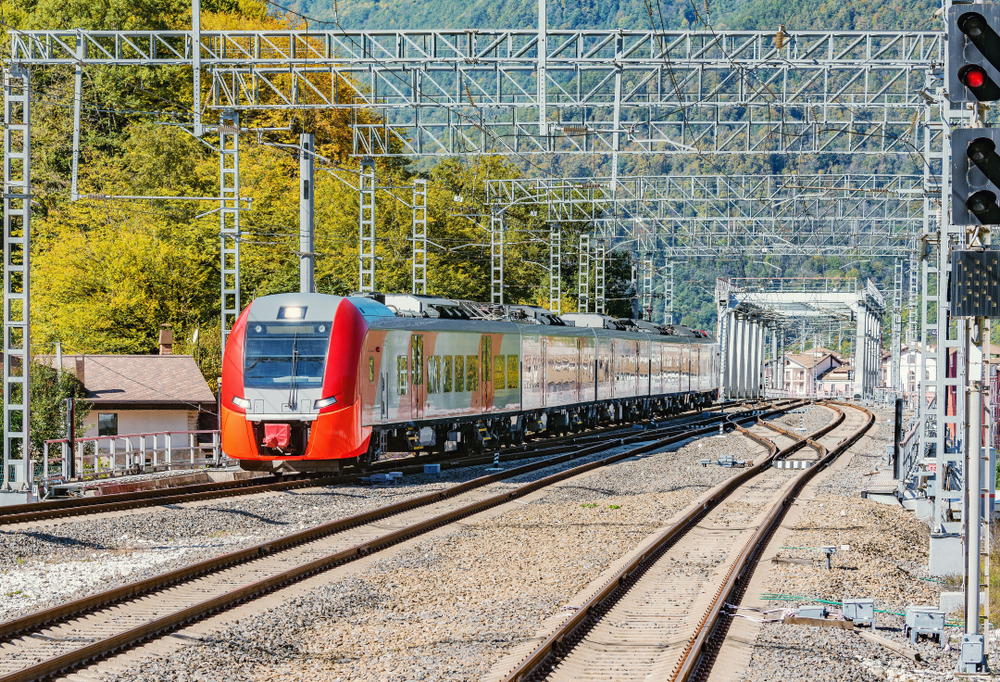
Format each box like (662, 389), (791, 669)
(949, 5), (1000, 102)
(953, 128), (1000, 225)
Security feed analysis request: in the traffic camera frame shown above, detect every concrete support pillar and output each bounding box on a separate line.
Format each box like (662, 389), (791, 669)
(724, 311), (735, 398)
(757, 324), (765, 398)
(770, 330), (778, 396)
(731, 315), (741, 398)
(737, 316), (748, 399)
(854, 306), (867, 398)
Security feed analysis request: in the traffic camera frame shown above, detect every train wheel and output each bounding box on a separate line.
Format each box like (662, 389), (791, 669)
(470, 424), (487, 454)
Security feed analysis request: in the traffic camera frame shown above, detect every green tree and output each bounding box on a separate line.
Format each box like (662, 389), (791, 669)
(29, 360), (90, 457)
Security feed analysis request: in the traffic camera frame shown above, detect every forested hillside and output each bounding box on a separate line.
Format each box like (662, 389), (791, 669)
(289, 0), (939, 32)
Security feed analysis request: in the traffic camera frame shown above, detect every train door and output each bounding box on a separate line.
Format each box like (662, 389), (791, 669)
(540, 337), (548, 407)
(379, 352), (390, 423)
(575, 338), (583, 403)
(411, 334), (425, 420)
(480, 335), (494, 411)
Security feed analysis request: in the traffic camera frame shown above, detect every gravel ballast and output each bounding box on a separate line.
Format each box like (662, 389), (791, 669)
(98, 426), (778, 682)
(732, 406), (992, 682)
(0, 409), (763, 618)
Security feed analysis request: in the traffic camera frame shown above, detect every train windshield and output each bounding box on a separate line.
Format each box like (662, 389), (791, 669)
(243, 321), (333, 388)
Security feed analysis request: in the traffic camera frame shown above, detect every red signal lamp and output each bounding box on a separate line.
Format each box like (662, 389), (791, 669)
(964, 65), (988, 88)
(959, 64), (1000, 100)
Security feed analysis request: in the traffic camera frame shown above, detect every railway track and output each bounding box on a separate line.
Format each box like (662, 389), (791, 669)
(0, 400), (775, 527)
(497, 401), (873, 682)
(0, 400), (803, 682)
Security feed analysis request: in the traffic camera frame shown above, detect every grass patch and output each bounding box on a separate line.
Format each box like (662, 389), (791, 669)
(607, 504), (621, 510)
(991, 524), (1000, 626)
(580, 503), (598, 508)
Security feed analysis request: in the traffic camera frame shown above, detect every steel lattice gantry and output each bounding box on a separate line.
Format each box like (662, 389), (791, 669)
(485, 173), (923, 258)
(717, 277), (886, 400)
(9, 28), (943, 156)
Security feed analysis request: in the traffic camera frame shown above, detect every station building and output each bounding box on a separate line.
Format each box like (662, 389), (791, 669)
(39, 353), (216, 439)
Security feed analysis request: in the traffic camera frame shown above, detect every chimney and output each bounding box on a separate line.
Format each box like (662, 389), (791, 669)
(74, 355), (85, 388)
(158, 325), (174, 355)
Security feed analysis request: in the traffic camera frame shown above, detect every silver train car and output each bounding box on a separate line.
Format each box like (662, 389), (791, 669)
(221, 292), (720, 473)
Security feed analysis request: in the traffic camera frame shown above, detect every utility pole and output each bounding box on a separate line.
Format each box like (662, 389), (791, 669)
(299, 133), (315, 294)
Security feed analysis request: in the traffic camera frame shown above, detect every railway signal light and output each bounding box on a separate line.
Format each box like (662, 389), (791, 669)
(949, 5), (1000, 102)
(952, 128), (1000, 225)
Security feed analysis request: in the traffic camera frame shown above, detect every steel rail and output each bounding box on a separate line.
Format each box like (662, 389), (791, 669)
(0, 401), (804, 682)
(499, 401), (860, 682)
(675, 403), (873, 682)
(0, 401), (759, 526)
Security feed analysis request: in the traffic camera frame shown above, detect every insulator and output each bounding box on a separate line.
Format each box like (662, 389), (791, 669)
(217, 124), (240, 134)
(776, 24), (787, 50)
(563, 125), (589, 135)
(811, 105), (821, 123)
(465, 84), (475, 107)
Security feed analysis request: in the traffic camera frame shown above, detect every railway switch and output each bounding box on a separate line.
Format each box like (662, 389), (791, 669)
(904, 606), (946, 646)
(796, 605), (828, 619)
(842, 598), (875, 626)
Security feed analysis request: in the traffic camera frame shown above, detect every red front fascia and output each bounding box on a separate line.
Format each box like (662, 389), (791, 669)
(224, 297), (373, 463)
(302, 298), (372, 460)
(221, 305), (252, 411)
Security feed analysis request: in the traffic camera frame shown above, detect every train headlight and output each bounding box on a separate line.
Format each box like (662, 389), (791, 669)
(231, 396), (251, 410)
(315, 396), (338, 409)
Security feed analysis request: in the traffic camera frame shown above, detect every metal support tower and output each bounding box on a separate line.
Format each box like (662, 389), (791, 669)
(907, 253), (919, 346)
(641, 255), (653, 321)
(664, 261), (675, 324)
(358, 158), (375, 292)
(299, 133), (315, 294)
(577, 233), (589, 313)
(891, 259), (903, 392)
(918, 61), (967, 575)
(2, 66), (31, 501)
(411, 178), (427, 295)
(490, 211), (504, 304)
(594, 242), (606, 315)
(219, 109), (240, 350)
(69, 33), (85, 201)
(549, 223), (561, 315)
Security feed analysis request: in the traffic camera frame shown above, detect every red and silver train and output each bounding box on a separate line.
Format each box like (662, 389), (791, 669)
(221, 293), (720, 473)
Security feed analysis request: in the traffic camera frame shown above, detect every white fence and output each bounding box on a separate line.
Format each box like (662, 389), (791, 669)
(42, 429), (224, 485)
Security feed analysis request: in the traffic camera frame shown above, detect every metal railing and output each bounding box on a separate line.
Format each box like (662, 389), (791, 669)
(41, 429), (225, 487)
(896, 417), (922, 482)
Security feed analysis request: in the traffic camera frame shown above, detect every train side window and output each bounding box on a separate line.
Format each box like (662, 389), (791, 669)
(396, 356), (407, 395)
(454, 355), (465, 392)
(411, 335), (423, 385)
(368, 356), (375, 383)
(466, 355), (479, 391)
(507, 355), (519, 389)
(427, 356), (440, 394)
(443, 356), (453, 393)
(482, 337), (492, 383)
(494, 354), (506, 386)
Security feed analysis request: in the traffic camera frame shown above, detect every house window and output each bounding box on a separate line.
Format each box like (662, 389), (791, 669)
(98, 413), (118, 437)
